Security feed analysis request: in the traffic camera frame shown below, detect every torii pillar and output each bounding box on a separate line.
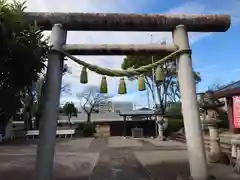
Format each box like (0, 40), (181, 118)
(173, 25), (208, 180)
(35, 24), (67, 180)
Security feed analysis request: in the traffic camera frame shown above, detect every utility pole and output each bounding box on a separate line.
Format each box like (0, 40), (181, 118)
(146, 88), (150, 109)
(145, 34), (154, 109)
(150, 34), (156, 108)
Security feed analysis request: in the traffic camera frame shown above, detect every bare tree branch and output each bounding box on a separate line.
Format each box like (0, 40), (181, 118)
(77, 89), (106, 118)
(145, 77), (157, 106)
(61, 83), (71, 94)
(79, 91), (92, 114)
(90, 94), (101, 112)
(153, 61), (179, 113)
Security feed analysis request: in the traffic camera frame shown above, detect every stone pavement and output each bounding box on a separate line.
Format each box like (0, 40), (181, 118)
(0, 138), (98, 180)
(143, 138), (186, 148)
(90, 149), (150, 180)
(0, 137), (239, 180)
(107, 136), (142, 148)
(135, 150), (240, 180)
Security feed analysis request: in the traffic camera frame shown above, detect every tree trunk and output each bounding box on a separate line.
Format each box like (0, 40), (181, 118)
(35, 113), (40, 130)
(24, 112), (29, 131)
(68, 114), (72, 127)
(87, 114), (91, 123)
(156, 85), (167, 114)
(27, 114), (33, 130)
(0, 113), (12, 137)
(145, 77), (157, 106)
(34, 82), (45, 130)
(0, 117), (7, 137)
(24, 112), (33, 130)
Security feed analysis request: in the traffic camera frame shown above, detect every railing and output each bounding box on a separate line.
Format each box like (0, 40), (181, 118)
(173, 133), (232, 154)
(173, 132), (240, 173)
(231, 139), (240, 173)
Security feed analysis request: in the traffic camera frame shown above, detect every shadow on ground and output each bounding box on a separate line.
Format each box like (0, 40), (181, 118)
(0, 152), (98, 180)
(144, 161), (190, 180)
(0, 163), (92, 180)
(0, 138), (72, 146)
(143, 161), (240, 180)
(0, 169), (89, 180)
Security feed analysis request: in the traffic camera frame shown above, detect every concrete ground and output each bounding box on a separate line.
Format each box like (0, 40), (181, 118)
(0, 137), (239, 180)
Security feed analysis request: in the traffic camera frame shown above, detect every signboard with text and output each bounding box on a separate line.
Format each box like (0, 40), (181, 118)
(233, 96), (240, 128)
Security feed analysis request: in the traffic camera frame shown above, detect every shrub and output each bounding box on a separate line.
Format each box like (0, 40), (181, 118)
(166, 102), (182, 115)
(218, 110), (229, 129)
(76, 122), (96, 137)
(218, 119), (229, 129)
(163, 118), (184, 137)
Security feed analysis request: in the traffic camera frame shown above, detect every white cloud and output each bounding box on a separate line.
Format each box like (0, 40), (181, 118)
(18, 0), (240, 103)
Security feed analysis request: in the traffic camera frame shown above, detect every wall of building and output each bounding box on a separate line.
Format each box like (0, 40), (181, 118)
(99, 100), (113, 113)
(112, 102), (133, 113)
(97, 100), (133, 113)
(110, 120), (156, 137)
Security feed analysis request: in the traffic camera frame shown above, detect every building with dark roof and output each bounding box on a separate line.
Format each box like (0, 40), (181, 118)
(58, 110), (158, 137)
(214, 80), (240, 133)
(215, 81), (240, 98)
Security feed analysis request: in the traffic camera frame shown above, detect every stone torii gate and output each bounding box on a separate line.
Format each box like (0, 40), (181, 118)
(24, 13), (231, 180)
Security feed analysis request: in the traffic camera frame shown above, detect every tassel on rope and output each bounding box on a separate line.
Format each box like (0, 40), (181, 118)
(100, 76), (108, 93)
(80, 66), (88, 84)
(156, 66), (164, 83)
(118, 78), (127, 94)
(138, 74), (146, 91)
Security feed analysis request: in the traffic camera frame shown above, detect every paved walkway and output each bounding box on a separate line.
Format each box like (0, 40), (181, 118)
(89, 137), (151, 180)
(90, 149), (150, 180)
(89, 137), (188, 180)
(0, 137), (240, 180)
(107, 137), (142, 148)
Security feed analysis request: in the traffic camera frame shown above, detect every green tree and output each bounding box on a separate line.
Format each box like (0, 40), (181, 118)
(122, 41), (201, 114)
(33, 64), (71, 129)
(0, 0), (49, 134)
(62, 102), (78, 127)
(22, 86), (35, 130)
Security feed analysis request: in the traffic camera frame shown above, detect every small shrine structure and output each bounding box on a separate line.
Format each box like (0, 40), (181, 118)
(214, 81), (240, 133)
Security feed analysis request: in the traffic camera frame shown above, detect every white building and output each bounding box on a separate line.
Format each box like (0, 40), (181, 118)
(98, 100), (133, 113)
(98, 99), (113, 112)
(112, 101), (133, 113)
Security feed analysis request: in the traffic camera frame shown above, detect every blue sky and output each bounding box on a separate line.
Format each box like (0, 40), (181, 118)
(23, 0), (240, 108)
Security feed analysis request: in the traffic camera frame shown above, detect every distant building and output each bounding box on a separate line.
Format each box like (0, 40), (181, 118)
(112, 101), (133, 113)
(58, 110), (156, 137)
(98, 99), (113, 113)
(98, 100), (133, 113)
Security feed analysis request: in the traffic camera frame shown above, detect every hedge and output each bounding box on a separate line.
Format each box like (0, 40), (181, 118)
(163, 118), (184, 137)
